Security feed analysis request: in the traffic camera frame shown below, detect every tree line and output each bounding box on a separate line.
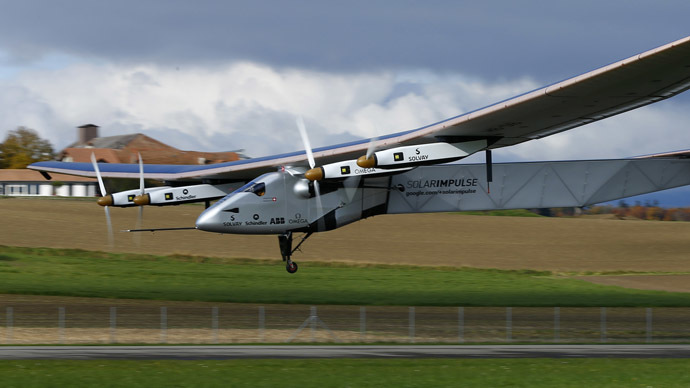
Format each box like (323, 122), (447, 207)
(586, 201), (690, 222)
(538, 202), (690, 221)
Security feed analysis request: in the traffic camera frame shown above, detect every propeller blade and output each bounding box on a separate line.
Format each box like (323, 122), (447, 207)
(356, 136), (379, 168)
(135, 152), (145, 247)
(134, 206), (143, 247)
(313, 181), (323, 223)
(366, 136), (378, 159)
(296, 116), (315, 169)
(295, 116), (326, 223)
(90, 153), (107, 197)
(138, 152), (145, 195)
(104, 206), (114, 249)
(91, 152), (114, 248)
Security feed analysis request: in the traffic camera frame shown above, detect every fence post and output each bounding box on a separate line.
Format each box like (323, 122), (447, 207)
(600, 307), (607, 343)
(5, 307), (12, 344)
(554, 307), (560, 342)
(506, 307), (512, 342)
(646, 308), (652, 343)
(409, 307), (415, 343)
(458, 307), (464, 343)
(160, 307), (167, 344)
(110, 307), (117, 344)
(258, 306), (265, 343)
(58, 307), (65, 344)
(212, 307), (219, 344)
(360, 307), (366, 342)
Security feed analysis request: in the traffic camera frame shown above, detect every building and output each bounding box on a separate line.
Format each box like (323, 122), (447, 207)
(0, 169), (97, 197)
(1, 124), (244, 198)
(59, 124), (243, 165)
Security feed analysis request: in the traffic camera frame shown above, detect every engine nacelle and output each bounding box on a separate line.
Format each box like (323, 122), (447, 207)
(134, 183), (242, 206)
(99, 186), (171, 207)
(305, 160), (412, 181)
(357, 140), (487, 169)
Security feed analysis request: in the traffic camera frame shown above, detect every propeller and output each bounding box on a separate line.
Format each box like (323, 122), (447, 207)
(366, 136), (378, 160)
(343, 136), (378, 202)
(91, 153), (114, 249)
(133, 154), (150, 206)
(134, 152), (145, 246)
(356, 136), (379, 168)
(296, 116), (324, 223)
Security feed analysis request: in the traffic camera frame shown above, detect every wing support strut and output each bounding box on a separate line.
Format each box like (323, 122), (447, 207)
(486, 150), (493, 193)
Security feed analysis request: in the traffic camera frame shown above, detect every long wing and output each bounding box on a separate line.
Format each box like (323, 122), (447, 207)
(29, 36), (690, 181)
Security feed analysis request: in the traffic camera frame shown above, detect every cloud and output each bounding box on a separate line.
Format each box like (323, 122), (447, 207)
(1, 1), (689, 79)
(0, 61), (688, 166)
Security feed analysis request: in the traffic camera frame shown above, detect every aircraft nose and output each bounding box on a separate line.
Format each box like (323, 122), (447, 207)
(195, 207), (221, 232)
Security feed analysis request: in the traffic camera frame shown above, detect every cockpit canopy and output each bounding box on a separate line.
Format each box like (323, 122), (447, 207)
(239, 181), (265, 196)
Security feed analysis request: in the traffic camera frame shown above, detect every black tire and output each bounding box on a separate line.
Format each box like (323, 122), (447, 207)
(286, 261), (298, 274)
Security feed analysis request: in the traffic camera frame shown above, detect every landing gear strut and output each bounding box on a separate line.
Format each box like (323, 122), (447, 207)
(278, 231), (313, 274)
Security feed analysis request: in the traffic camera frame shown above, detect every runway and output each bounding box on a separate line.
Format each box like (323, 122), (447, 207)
(1, 345), (689, 360)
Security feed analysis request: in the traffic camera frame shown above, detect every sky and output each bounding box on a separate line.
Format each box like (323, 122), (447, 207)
(1, 1), (689, 204)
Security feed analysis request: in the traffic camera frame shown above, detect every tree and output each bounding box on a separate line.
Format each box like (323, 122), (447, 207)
(0, 127), (55, 169)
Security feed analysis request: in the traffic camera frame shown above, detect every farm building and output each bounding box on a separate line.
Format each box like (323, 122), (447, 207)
(59, 124), (244, 165)
(1, 124), (246, 197)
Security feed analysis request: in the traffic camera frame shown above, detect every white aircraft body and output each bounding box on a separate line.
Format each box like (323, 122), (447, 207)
(30, 36), (690, 273)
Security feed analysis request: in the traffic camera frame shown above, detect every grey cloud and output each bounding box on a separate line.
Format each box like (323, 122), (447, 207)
(1, 1), (689, 81)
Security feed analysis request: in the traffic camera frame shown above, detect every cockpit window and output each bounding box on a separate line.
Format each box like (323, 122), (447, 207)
(242, 182), (266, 196)
(206, 179), (267, 211)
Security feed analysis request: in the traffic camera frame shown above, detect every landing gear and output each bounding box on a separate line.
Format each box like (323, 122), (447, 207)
(286, 259), (298, 273)
(278, 231), (313, 274)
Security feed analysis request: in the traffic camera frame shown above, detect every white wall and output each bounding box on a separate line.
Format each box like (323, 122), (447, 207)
(54, 185), (70, 196)
(1, 182), (97, 197)
(39, 184), (53, 196)
(72, 184), (87, 197)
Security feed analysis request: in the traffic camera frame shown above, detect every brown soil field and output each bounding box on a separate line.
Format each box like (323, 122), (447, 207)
(0, 198), (690, 273)
(2, 197), (690, 274)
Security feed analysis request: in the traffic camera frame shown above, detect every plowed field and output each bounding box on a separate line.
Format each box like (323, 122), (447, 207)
(2, 197), (689, 274)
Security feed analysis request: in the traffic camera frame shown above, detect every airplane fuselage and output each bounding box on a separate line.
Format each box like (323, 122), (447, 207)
(196, 171), (326, 235)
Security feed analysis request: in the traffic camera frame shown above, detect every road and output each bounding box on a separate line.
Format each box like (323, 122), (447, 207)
(1, 345), (689, 360)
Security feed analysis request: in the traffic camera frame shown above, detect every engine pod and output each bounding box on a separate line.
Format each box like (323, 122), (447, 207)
(362, 140), (487, 169)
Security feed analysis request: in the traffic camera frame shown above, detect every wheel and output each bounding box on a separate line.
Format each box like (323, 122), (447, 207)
(286, 260), (298, 274)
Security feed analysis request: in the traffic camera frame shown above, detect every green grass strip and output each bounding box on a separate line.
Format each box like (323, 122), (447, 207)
(1, 245), (689, 306)
(1, 359), (689, 387)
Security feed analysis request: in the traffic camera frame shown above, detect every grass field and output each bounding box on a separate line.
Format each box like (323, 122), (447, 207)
(1, 246), (689, 306)
(1, 199), (688, 385)
(1, 359), (689, 387)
